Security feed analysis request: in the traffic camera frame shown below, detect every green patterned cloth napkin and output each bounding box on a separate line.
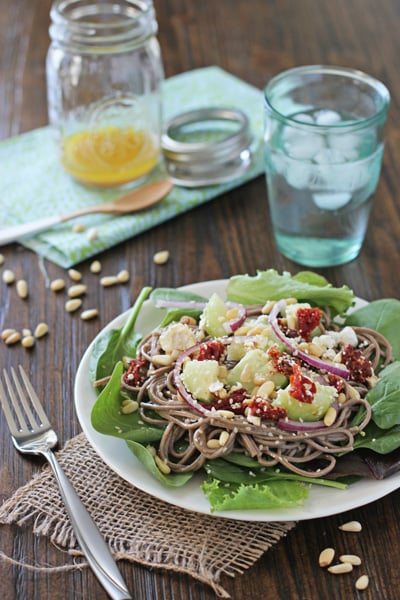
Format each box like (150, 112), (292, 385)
(0, 67), (264, 268)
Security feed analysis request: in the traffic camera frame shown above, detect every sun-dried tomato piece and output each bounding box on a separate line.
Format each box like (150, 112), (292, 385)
(209, 387), (249, 414)
(297, 307), (322, 341)
(248, 396), (287, 420)
(123, 357), (148, 387)
(328, 372), (346, 393)
(288, 363), (316, 403)
(197, 340), (226, 361)
(267, 345), (299, 377)
(341, 344), (373, 383)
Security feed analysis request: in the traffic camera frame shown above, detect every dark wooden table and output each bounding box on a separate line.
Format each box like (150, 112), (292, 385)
(2, 1), (400, 598)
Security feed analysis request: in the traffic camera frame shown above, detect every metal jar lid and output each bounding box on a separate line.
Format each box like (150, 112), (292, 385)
(161, 107), (254, 187)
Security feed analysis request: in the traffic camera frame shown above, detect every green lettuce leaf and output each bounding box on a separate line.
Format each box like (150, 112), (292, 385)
(202, 477), (310, 512)
(227, 269), (354, 315)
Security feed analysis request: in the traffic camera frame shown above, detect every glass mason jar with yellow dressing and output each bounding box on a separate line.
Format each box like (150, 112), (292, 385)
(46, 0), (164, 188)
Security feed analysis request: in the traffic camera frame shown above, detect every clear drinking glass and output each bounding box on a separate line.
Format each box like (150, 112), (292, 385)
(263, 65), (390, 267)
(46, 0), (164, 188)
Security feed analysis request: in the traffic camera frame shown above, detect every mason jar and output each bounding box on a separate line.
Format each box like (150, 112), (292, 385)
(46, 0), (164, 188)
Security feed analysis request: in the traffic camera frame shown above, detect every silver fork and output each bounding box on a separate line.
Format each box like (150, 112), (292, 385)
(0, 366), (132, 600)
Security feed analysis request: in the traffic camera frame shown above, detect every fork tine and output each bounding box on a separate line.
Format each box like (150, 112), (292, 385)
(16, 366), (51, 429)
(8, 366), (43, 431)
(0, 375), (21, 437)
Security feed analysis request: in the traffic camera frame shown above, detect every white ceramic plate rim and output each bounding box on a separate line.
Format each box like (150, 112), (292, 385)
(74, 279), (400, 521)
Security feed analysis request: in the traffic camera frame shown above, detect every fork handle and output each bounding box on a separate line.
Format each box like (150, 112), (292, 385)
(42, 448), (132, 600)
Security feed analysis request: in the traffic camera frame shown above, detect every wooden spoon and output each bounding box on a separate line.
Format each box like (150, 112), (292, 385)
(0, 178), (173, 246)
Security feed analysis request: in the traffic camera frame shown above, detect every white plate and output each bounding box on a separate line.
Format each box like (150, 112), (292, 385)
(75, 279), (400, 521)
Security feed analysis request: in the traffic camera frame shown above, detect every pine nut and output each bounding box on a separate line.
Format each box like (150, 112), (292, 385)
(68, 268), (82, 281)
(100, 275), (119, 287)
(319, 547), (335, 567)
(120, 399), (139, 414)
(90, 260), (102, 273)
(72, 223), (85, 233)
(16, 279), (28, 298)
(2, 269), (15, 284)
(328, 563), (353, 574)
(253, 374), (268, 386)
(206, 439), (221, 449)
(347, 385), (360, 400)
(153, 250), (169, 265)
(339, 520), (362, 532)
(323, 406), (337, 427)
(117, 269), (130, 283)
(67, 284), (87, 297)
(87, 227), (98, 240)
(21, 335), (35, 348)
(338, 392), (347, 405)
(339, 554), (361, 566)
(22, 328), (32, 337)
(81, 309), (99, 321)
(50, 278), (66, 292)
(257, 380), (275, 398)
(215, 409), (235, 419)
(5, 331), (22, 345)
(240, 363), (253, 383)
(34, 322), (49, 338)
(308, 342), (323, 357)
(226, 307), (239, 320)
(65, 298), (82, 312)
(355, 575), (369, 591)
(152, 354), (174, 366)
(0, 253), (4, 265)
(146, 445), (156, 457)
(261, 300), (276, 315)
(154, 455), (171, 474)
(1, 328), (17, 340)
(219, 431), (230, 446)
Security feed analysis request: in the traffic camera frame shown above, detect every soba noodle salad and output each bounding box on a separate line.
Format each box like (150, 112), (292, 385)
(90, 270), (400, 512)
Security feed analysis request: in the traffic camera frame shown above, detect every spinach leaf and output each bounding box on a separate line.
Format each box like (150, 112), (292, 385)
(91, 361), (193, 486)
(345, 299), (400, 361)
(91, 361), (163, 443)
(365, 361), (400, 429)
(89, 286), (152, 383)
(204, 458), (346, 489)
(353, 421), (400, 454)
(125, 440), (193, 487)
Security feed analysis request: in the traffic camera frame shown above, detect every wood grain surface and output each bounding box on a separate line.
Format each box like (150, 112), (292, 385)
(1, 1), (400, 599)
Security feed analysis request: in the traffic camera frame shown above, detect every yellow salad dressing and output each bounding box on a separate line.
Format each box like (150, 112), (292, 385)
(61, 126), (159, 187)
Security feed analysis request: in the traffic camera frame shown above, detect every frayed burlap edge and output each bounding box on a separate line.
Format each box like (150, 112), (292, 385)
(0, 433), (295, 598)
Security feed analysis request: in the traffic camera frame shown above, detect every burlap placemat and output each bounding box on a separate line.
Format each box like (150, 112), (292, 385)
(0, 433), (295, 598)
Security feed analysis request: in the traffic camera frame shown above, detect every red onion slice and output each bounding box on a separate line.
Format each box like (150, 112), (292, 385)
(153, 298), (207, 311)
(277, 418), (327, 432)
(269, 300), (350, 379)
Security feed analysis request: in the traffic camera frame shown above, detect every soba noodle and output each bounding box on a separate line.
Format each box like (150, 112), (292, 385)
(118, 305), (392, 479)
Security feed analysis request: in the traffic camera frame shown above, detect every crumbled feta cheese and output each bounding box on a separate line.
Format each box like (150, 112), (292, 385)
(159, 322), (197, 354)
